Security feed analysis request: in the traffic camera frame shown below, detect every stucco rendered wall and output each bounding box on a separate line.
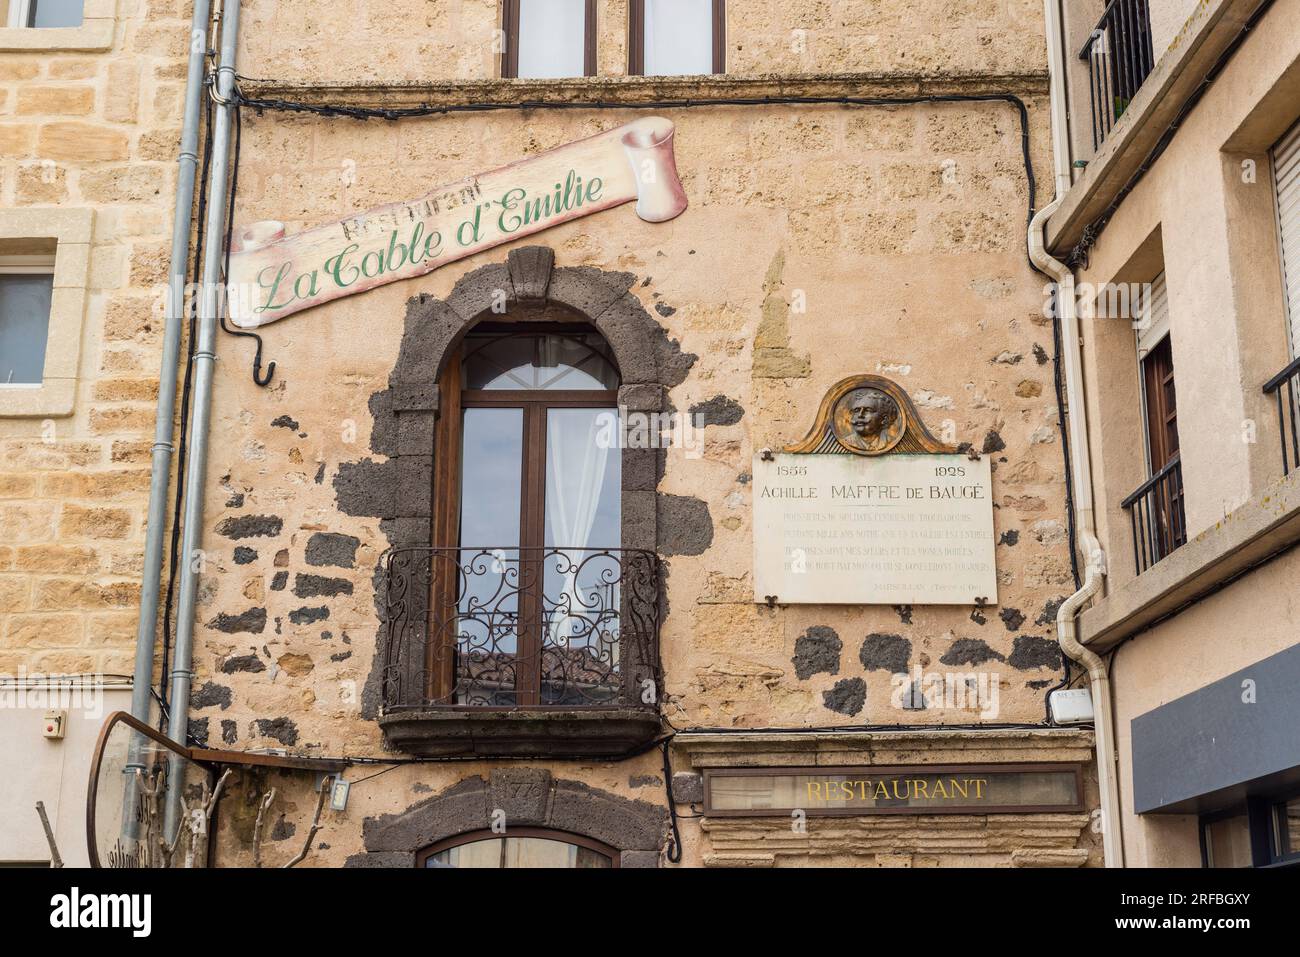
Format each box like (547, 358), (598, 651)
(1108, 547), (1300, 866)
(1065, 0), (1300, 866)
(1075, 0), (1300, 591)
(1147, 0), (1203, 62)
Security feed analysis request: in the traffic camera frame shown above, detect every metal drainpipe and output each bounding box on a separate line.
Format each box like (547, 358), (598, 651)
(1029, 0), (1125, 867)
(121, 0), (215, 849)
(164, 0), (242, 837)
(128, 0), (214, 729)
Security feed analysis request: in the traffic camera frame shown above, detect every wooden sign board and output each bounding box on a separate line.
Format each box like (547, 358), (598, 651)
(226, 117), (687, 327)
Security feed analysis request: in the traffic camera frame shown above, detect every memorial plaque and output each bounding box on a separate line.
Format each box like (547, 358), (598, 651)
(753, 452), (997, 605)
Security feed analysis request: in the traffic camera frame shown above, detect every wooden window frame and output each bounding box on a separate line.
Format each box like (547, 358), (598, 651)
(628, 0), (725, 76)
(502, 0), (598, 79)
(429, 325), (620, 706)
(416, 827), (619, 867)
(1140, 334), (1179, 474)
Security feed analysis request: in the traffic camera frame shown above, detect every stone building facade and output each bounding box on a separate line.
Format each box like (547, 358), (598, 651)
(7, 0), (1113, 868)
(0, 0), (192, 866)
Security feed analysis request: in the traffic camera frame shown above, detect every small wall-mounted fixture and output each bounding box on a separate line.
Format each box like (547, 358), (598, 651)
(42, 710), (66, 739)
(1049, 689), (1094, 725)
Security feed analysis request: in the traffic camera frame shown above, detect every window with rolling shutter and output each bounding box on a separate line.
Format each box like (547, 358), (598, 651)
(1273, 119), (1300, 356)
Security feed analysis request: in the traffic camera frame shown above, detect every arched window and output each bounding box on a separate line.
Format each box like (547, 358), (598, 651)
(429, 320), (626, 708)
(418, 828), (618, 868)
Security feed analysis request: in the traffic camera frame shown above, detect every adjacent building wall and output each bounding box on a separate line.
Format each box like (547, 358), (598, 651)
(1065, 0), (1300, 865)
(0, 0), (187, 863)
(1076, 0), (1299, 588)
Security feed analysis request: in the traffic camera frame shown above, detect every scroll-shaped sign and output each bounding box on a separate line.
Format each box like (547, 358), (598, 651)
(227, 116), (687, 327)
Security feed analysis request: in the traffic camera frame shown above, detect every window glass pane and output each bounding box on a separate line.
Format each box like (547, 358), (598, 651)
(460, 408), (523, 548)
(29, 0), (83, 27)
(463, 333), (617, 391)
(1204, 814), (1253, 867)
(425, 838), (503, 868)
(425, 836), (612, 867)
(517, 0), (587, 79)
(543, 408), (621, 704)
(0, 274), (53, 384)
(459, 408), (524, 706)
(544, 408), (620, 551)
(644, 0), (714, 75)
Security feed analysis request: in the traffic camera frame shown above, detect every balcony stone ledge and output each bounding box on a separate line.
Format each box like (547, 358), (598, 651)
(1081, 467), (1300, 651)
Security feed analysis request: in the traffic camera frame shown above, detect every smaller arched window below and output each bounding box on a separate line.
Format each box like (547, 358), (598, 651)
(418, 828), (617, 868)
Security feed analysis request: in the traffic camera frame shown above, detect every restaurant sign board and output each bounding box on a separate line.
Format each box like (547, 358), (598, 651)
(226, 117), (687, 327)
(703, 765), (1083, 817)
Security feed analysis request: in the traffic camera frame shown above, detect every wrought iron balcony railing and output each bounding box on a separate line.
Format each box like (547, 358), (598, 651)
(1121, 454), (1186, 574)
(1263, 354), (1300, 476)
(380, 546), (662, 713)
(1079, 0), (1156, 151)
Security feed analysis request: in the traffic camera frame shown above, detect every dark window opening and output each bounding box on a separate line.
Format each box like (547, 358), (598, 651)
(1124, 332), (1186, 573)
(0, 270), (54, 385)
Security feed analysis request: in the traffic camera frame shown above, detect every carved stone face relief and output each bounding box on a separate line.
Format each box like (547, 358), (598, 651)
(835, 387), (903, 454)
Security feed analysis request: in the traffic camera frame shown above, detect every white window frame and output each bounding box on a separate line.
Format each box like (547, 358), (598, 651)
(0, 254), (56, 272)
(6, 0), (80, 28)
(0, 252), (56, 389)
(0, 208), (93, 418)
(5, 0), (32, 28)
(1270, 118), (1300, 359)
(0, 0), (107, 51)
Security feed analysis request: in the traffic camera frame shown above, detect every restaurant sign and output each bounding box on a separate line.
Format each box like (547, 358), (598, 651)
(227, 116), (687, 327)
(704, 765), (1083, 816)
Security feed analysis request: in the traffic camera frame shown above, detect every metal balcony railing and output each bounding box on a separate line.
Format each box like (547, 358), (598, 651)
(1079, 0), (1156, 151)
(1121, 455), (1187, 574)
(380, 546), (662, 711)
(1263, 355), (1300, 476)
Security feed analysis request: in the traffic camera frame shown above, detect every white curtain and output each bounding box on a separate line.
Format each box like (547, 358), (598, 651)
(517, 0), (587, 78)
(546, 410), (613, 649)
(643, 0), (714, 76)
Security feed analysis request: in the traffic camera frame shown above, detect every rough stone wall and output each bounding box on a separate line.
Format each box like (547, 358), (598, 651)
(240, 0), (1046, 83)
(0, 2), (189, 677)
(172, 1), (1074, 865)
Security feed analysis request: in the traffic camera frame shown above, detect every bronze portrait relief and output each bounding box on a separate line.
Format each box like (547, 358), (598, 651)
(784, 373), (958, 457)
(835, 387), (904, 454)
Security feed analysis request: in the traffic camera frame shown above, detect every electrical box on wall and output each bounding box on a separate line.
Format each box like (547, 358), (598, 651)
(1049, 689), (1094, 725)
(41, 710), (66, 739)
